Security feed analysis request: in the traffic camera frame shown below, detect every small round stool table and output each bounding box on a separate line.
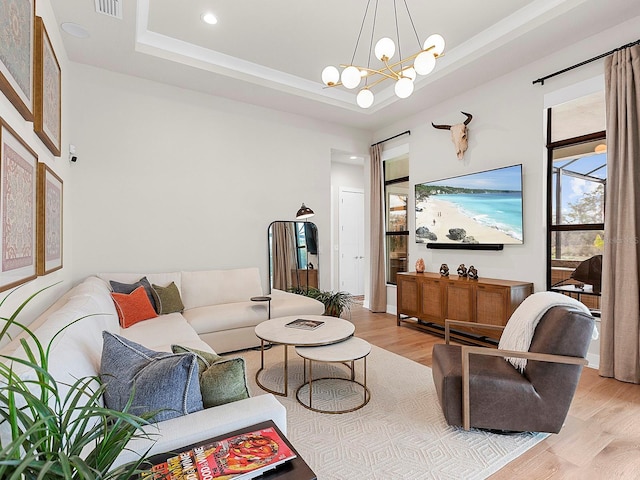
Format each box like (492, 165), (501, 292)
(250, 296), (271, 319)
(295, 337), (371, 414)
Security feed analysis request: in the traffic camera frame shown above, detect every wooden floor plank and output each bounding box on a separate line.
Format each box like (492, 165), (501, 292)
(549, 422), (615, 467)
(346, 304), (640, 478)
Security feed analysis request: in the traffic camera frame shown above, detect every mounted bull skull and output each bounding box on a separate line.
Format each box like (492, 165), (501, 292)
(432, 112), (473, 160)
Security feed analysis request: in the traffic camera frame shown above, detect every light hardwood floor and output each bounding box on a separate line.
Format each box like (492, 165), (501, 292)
(347, 304), (640, 480)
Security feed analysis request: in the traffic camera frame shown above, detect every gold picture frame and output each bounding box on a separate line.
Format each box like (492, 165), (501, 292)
(0, 117), (38, 291)
(34, 16), (61, 157)
(36, 162), (63, 275)
(0, 0), (35, 121)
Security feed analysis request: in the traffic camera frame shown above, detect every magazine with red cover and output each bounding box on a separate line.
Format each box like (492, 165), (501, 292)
(140, 426), (296, 480)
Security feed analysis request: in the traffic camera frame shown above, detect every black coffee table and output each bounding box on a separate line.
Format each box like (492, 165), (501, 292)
(139, 420), (316, 480)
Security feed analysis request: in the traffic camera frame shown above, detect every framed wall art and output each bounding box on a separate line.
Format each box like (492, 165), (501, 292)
(0, 0), (35, 121)
(0, 118), (38, 291)
(34, 16), (61, 157)
(36, 162), (62, 275)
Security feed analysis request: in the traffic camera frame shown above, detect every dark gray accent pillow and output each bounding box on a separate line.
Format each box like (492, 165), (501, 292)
(171, 345), (249, 408)
(100, 332), (203, 422)
(151, 282), (185, 314)
(110, 277), (157, 313)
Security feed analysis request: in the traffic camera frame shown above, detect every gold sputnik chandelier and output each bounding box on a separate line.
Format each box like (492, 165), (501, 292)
(321, 0), (445, 109)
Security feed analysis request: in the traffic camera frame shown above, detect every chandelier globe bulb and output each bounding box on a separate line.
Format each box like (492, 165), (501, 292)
(356, 88), (375, 108)
(403, 67), (417, 81)
(424, 34), (445, 56)
(321, 66), (340, 86)
(394, 77), (414, 99)
(341, 66), (362, 89)
(374, 37), (396, 61)
(414, 51), (436, 75)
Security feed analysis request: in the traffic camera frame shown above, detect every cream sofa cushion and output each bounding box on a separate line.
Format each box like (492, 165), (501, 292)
(183, 291), (324, 336)
(183, 302), (266, 334)
(4, 286), (120, 410)
(181, 268), (263, 309)
(269, 289), (325, 317)
(119, 313), (211, 353)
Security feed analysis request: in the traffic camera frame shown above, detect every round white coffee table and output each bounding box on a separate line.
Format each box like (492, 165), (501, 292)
(295, 337), (371, 414)
(254, 315), (355, 396)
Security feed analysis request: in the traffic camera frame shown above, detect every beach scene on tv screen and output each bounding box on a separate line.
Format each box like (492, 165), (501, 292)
(415, 165), (523, 245)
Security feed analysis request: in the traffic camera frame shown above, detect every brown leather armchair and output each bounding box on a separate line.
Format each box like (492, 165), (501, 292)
(431, 306), (594, 433)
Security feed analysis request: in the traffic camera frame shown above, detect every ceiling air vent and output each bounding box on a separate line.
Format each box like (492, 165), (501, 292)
(95, 0), (122, 19)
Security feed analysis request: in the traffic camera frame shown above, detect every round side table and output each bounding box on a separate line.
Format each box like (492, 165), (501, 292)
(250, 295), (271, 319)
(295, 337), (371, 414)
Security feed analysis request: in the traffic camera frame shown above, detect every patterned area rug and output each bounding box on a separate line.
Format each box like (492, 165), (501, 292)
(233, 345), (548, 480)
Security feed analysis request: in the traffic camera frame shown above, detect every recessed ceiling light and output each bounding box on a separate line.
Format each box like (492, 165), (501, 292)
(61, 22), (90, 39)
(202, 12), (218, 25)
(350, 156), (358, 160)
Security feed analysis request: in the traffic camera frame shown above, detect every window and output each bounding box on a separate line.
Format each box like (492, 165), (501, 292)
(546, 91), (606, 311)
(384, 154), (409, 284)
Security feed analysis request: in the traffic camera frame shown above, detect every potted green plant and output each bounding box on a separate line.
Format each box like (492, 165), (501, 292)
(291, 287), (354, 318)
(0, 285), (154, 479)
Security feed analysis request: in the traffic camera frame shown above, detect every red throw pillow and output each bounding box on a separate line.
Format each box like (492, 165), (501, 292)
(111, 286), (158, 328)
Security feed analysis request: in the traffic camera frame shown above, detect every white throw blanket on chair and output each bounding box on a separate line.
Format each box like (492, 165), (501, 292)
(498, 291), (592, 372)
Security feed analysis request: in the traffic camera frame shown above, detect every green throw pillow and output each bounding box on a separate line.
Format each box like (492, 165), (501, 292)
(199, 357), (250, 407)
(151, 282), (185, 314)
(172, 344), (222, 370)
(171, 345), (249, 408)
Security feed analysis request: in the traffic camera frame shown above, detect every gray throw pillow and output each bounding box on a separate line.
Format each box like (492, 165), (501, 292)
(100, 332), (203, 422)
(110, 277), (158, 313)
(171, 345), (249, 408)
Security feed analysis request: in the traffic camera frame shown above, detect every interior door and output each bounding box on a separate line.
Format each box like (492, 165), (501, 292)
(339, 188), (365, 295)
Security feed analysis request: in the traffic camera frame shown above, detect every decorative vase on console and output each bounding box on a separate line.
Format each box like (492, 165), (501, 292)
(415, 258), (425, 273)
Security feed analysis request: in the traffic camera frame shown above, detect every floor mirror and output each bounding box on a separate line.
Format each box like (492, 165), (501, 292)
(268, 221), (318, 292)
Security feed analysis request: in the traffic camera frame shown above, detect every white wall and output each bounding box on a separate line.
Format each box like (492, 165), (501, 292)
(373, 15), (640, 312)
(67, 64), (371, 292)
(0, 1), (75, 346)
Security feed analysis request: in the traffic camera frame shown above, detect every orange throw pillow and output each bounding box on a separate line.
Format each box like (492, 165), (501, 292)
(111, 286), (158, 328)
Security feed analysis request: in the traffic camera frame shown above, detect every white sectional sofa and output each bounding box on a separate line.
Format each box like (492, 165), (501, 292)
(0, 267), (323, 468)
(98, 267), (325, 353)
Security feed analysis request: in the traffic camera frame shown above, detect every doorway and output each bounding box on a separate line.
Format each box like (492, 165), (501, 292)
(339, 188), (365, 296)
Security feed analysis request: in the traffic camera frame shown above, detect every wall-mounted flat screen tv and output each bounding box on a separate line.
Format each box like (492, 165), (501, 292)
(415, 164), (523, 247)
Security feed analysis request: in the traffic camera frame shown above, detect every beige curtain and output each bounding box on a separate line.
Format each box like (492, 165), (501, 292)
(600, 45), (640, 384)
(272, 222), (297, 291)
(369, 144), (387, 312)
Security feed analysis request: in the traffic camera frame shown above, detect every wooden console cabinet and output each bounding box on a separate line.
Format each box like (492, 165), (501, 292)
(292, 269), (318, 289)
(397, 272), (533, 345)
